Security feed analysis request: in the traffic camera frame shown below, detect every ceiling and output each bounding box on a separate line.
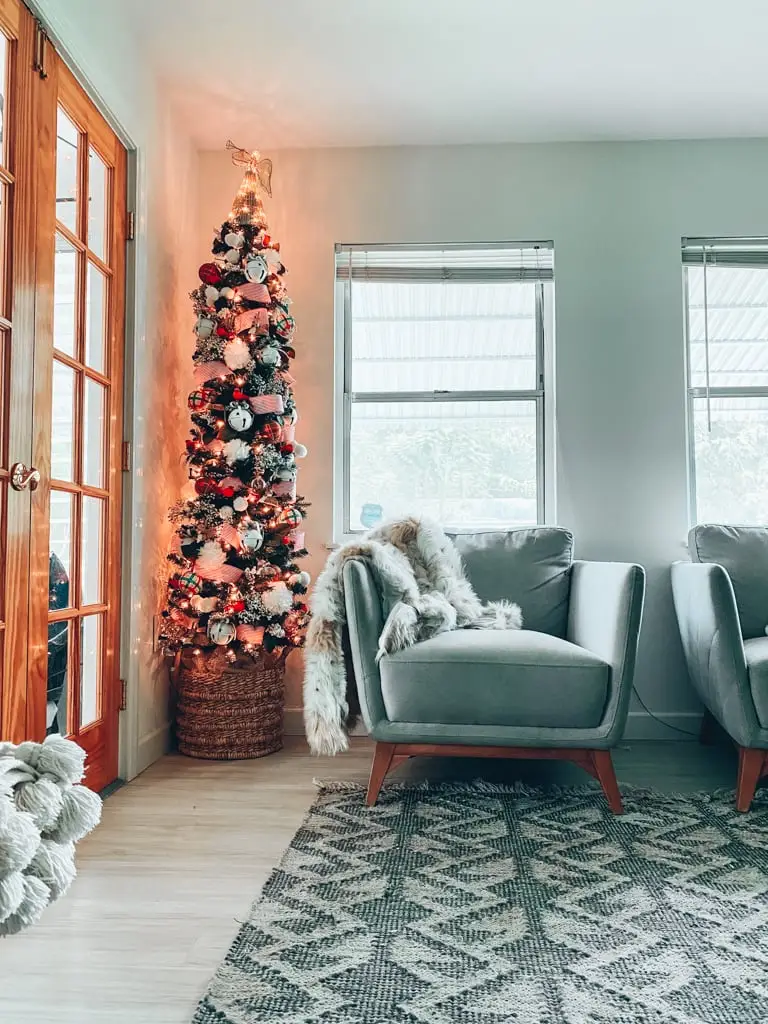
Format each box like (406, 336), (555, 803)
(127, 0), (768, 149)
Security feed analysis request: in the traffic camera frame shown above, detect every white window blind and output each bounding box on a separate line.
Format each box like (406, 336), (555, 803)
(335, 242), (554, 535)
(683, 237), (768, 524)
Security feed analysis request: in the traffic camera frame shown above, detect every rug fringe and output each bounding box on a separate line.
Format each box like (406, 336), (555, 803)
(312, 777), (756, 804)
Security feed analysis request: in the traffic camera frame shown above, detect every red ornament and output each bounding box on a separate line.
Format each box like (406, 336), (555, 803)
(195, 478), (217, 495)
(260, 421), (281, 443)
(199, 263), (221, 285)
(232, 388), (246, 401)
(284, 347), (296, 360)
(216, 325), (234, 339)
(229, 600), (246, 613)
(262, 235), (271, 248)
(218, 485), (235, 498)
(279, 442), (294, 455)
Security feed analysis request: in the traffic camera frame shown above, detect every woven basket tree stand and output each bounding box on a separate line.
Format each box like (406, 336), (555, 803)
(172, 647), (287, 760)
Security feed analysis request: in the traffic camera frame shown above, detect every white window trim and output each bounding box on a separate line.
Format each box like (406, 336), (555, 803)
(682, 236), (768, 526)
(332, 242), (557, 544)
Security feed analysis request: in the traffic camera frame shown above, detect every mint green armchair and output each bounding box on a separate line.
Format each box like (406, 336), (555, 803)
(343, 527), (645, 812)
(672, 525), (768, 811)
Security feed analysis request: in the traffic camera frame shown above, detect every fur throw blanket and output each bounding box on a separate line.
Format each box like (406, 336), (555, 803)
(303, 517), (522, 756)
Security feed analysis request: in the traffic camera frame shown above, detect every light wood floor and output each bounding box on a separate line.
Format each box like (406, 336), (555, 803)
(0, 735), (747, 1024)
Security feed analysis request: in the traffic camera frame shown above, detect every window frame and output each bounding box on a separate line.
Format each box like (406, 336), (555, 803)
(682, 236), (768, 525)
(333, 241), (555, 541)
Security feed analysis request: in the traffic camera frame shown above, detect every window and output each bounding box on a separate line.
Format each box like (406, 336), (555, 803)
(335, 242), (554, 535)
(683, 237), (768, 524)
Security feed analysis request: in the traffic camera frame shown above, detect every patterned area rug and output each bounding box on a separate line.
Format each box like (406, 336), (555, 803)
(193, 781), (768, 1023)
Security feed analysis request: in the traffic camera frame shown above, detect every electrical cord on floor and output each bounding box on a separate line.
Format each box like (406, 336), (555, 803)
(631, 685), (701, 738)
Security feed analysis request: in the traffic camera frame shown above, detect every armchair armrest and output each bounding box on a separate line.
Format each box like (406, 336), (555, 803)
(567, 560), (645, 743)
(342, 559), (388, 734)
(671, 561), (761, 746)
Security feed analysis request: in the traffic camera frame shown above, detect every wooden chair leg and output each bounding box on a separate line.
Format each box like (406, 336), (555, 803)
(590, 750), (624, 814)
(699, 707), (718, 746)
(366, 742), (396, 806)
(736, 747), (765, 812)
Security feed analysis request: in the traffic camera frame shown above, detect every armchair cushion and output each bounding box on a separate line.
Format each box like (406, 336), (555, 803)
(449, 527), (573, 638)
(689, 525), (768, 640)
(744, 636), (768, 729)
(379, 629), (609, 730)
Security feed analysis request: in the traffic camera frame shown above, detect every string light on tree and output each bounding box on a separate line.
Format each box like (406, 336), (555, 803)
(160, 141), (310, 658)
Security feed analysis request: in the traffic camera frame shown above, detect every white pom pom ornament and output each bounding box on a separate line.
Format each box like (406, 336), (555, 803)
(262, 581), (293, 615)
(195, 541), (226, 575)
(233, 496), (249, 512)
(204, 286), (219, 305)
(223, 338), (251, 370)
(293, 443), (308, 458)
(224, 231), (245, 249)
(223, 439), (250, 464)
(224, 248), (240, 264)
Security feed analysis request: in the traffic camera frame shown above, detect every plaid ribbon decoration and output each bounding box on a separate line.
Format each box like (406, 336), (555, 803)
(236, 624), (265, 645)
(249, 394), (285, 415)
(237, 282), (270, 303)
(193, 361), (230, 387)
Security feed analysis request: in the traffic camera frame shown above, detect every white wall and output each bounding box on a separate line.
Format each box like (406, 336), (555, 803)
(200, 139), (768, 735)
(33, 0), (197, 776)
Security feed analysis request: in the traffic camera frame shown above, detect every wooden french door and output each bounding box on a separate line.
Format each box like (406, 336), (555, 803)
(0, 0), (127, 793)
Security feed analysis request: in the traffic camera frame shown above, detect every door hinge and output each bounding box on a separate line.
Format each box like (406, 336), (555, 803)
(33, 21), (49, 80)
(121, 440), (131, 471)
(119, 679), (127, 712)
(127, 210), (135, 241)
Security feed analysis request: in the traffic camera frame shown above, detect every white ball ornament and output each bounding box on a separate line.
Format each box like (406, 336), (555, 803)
(195, 316), (216, 339)
(233, 495), (249, 512)
(219, 506), (234, 521)
(204, 286), (219, 305)
(208, 618), (236, 646)
(241, 524), (264, 551)
(259, 345), (280, 367)
(224, 231), (245, 249)
(220, 286), (235, 300)
(245, 255), (268, 283)
(293, 443), (308, 459)
(225, 248), (241, 264)
(226, 403), (255, 433)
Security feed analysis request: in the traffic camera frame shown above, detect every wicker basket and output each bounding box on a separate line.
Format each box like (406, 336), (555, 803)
(174, 647), (285, 760)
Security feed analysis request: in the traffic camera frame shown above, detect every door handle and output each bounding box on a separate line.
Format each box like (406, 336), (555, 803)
(11, 463), (40, 491)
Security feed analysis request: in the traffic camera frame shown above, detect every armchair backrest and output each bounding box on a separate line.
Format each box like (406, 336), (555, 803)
(448, 527), (573, 637)
(688, 524), (768, 639)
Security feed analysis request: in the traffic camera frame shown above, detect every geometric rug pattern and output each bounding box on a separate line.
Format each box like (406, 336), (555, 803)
(192, 781), (768, 1023)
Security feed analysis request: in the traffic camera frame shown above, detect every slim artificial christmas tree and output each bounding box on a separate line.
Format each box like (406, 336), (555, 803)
(159, 144), (309, 756)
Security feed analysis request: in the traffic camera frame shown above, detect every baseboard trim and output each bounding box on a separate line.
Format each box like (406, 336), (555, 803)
(285, 708), (703, 742)
(624, 711), (701, 741)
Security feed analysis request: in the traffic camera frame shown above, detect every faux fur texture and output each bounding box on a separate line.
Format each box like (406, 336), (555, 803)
(303, 517), (522, 755)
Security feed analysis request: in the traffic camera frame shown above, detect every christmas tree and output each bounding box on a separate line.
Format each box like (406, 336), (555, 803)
(160, 143), (310, 662)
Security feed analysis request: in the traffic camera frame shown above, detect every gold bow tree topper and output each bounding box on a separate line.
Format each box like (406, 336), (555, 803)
(227, 140), (273, 226)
